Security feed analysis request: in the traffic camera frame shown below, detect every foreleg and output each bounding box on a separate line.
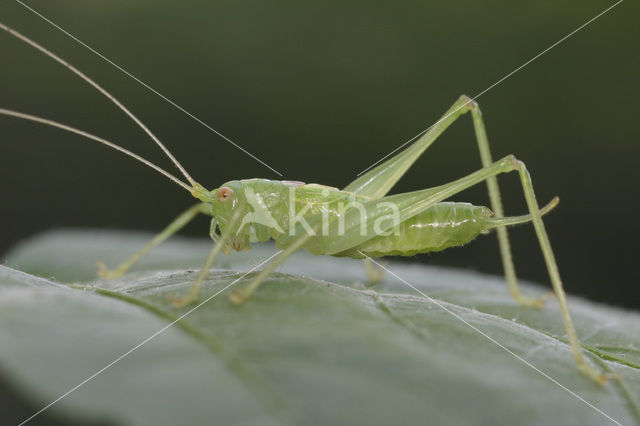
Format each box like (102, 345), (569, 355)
(97, 203), (210, 279)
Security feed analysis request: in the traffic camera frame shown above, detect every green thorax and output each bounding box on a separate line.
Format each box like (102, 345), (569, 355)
(211, 178), (367, 250)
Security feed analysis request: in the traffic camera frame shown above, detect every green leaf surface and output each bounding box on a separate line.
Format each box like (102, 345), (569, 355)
(2, 230), (640, 425)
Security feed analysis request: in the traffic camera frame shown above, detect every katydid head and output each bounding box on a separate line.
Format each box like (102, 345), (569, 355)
(0, 23), (277, 256)
(203, 179), (289, 252)
(208, 181), (246, 216)
(206, 180), (253, 253)
(177, 179), (249, 253)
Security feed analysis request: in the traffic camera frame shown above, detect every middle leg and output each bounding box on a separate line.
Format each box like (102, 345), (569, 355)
(170, 207), (245, 308)
(343, 156), (604, 383)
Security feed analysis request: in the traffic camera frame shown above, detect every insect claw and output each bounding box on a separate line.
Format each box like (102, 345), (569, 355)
(168, 293), (197, 309)
(96, 261), (122, 280)
(229, 289), (248, 305)
(364, 258), (385, 284)
(541, 291), (555, 301)
(530, 297), (546, 309)
(514, 293), (547, 309)
(604, 371), (622, 382)
(96, 261), (107, 276)
(578, 363), (609, 386)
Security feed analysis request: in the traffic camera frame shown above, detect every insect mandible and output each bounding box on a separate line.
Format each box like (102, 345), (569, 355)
(0, 22), (606, 385)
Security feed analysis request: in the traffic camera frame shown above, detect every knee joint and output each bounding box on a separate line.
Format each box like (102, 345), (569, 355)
(502, 154), (524, 170)
(459, 94), (478, 110)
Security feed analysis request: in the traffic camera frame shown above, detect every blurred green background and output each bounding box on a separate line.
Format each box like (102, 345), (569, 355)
(1, 0), (638, 309)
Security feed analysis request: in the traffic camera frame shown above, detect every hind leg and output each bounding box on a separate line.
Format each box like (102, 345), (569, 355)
(512, 159), (606, 384)
(345, 95), (543, 307)
(350, 156), (605, 384)
(469, 102), (545, 307)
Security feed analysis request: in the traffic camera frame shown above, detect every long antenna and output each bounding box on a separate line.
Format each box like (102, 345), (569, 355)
(0, 22), (197, 187)
(0, 108), (193, 192)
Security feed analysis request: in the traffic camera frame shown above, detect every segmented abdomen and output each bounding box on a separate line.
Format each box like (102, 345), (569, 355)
(337, 202), (493, 258)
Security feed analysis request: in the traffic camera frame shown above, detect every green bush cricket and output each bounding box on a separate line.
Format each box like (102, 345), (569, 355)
(0, 23), (607, 385)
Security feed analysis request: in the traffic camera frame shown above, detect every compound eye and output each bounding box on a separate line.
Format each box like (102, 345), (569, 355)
(217, 187), (233, 202)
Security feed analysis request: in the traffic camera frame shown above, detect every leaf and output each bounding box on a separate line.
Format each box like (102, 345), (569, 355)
(2, 229), (640, 426)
